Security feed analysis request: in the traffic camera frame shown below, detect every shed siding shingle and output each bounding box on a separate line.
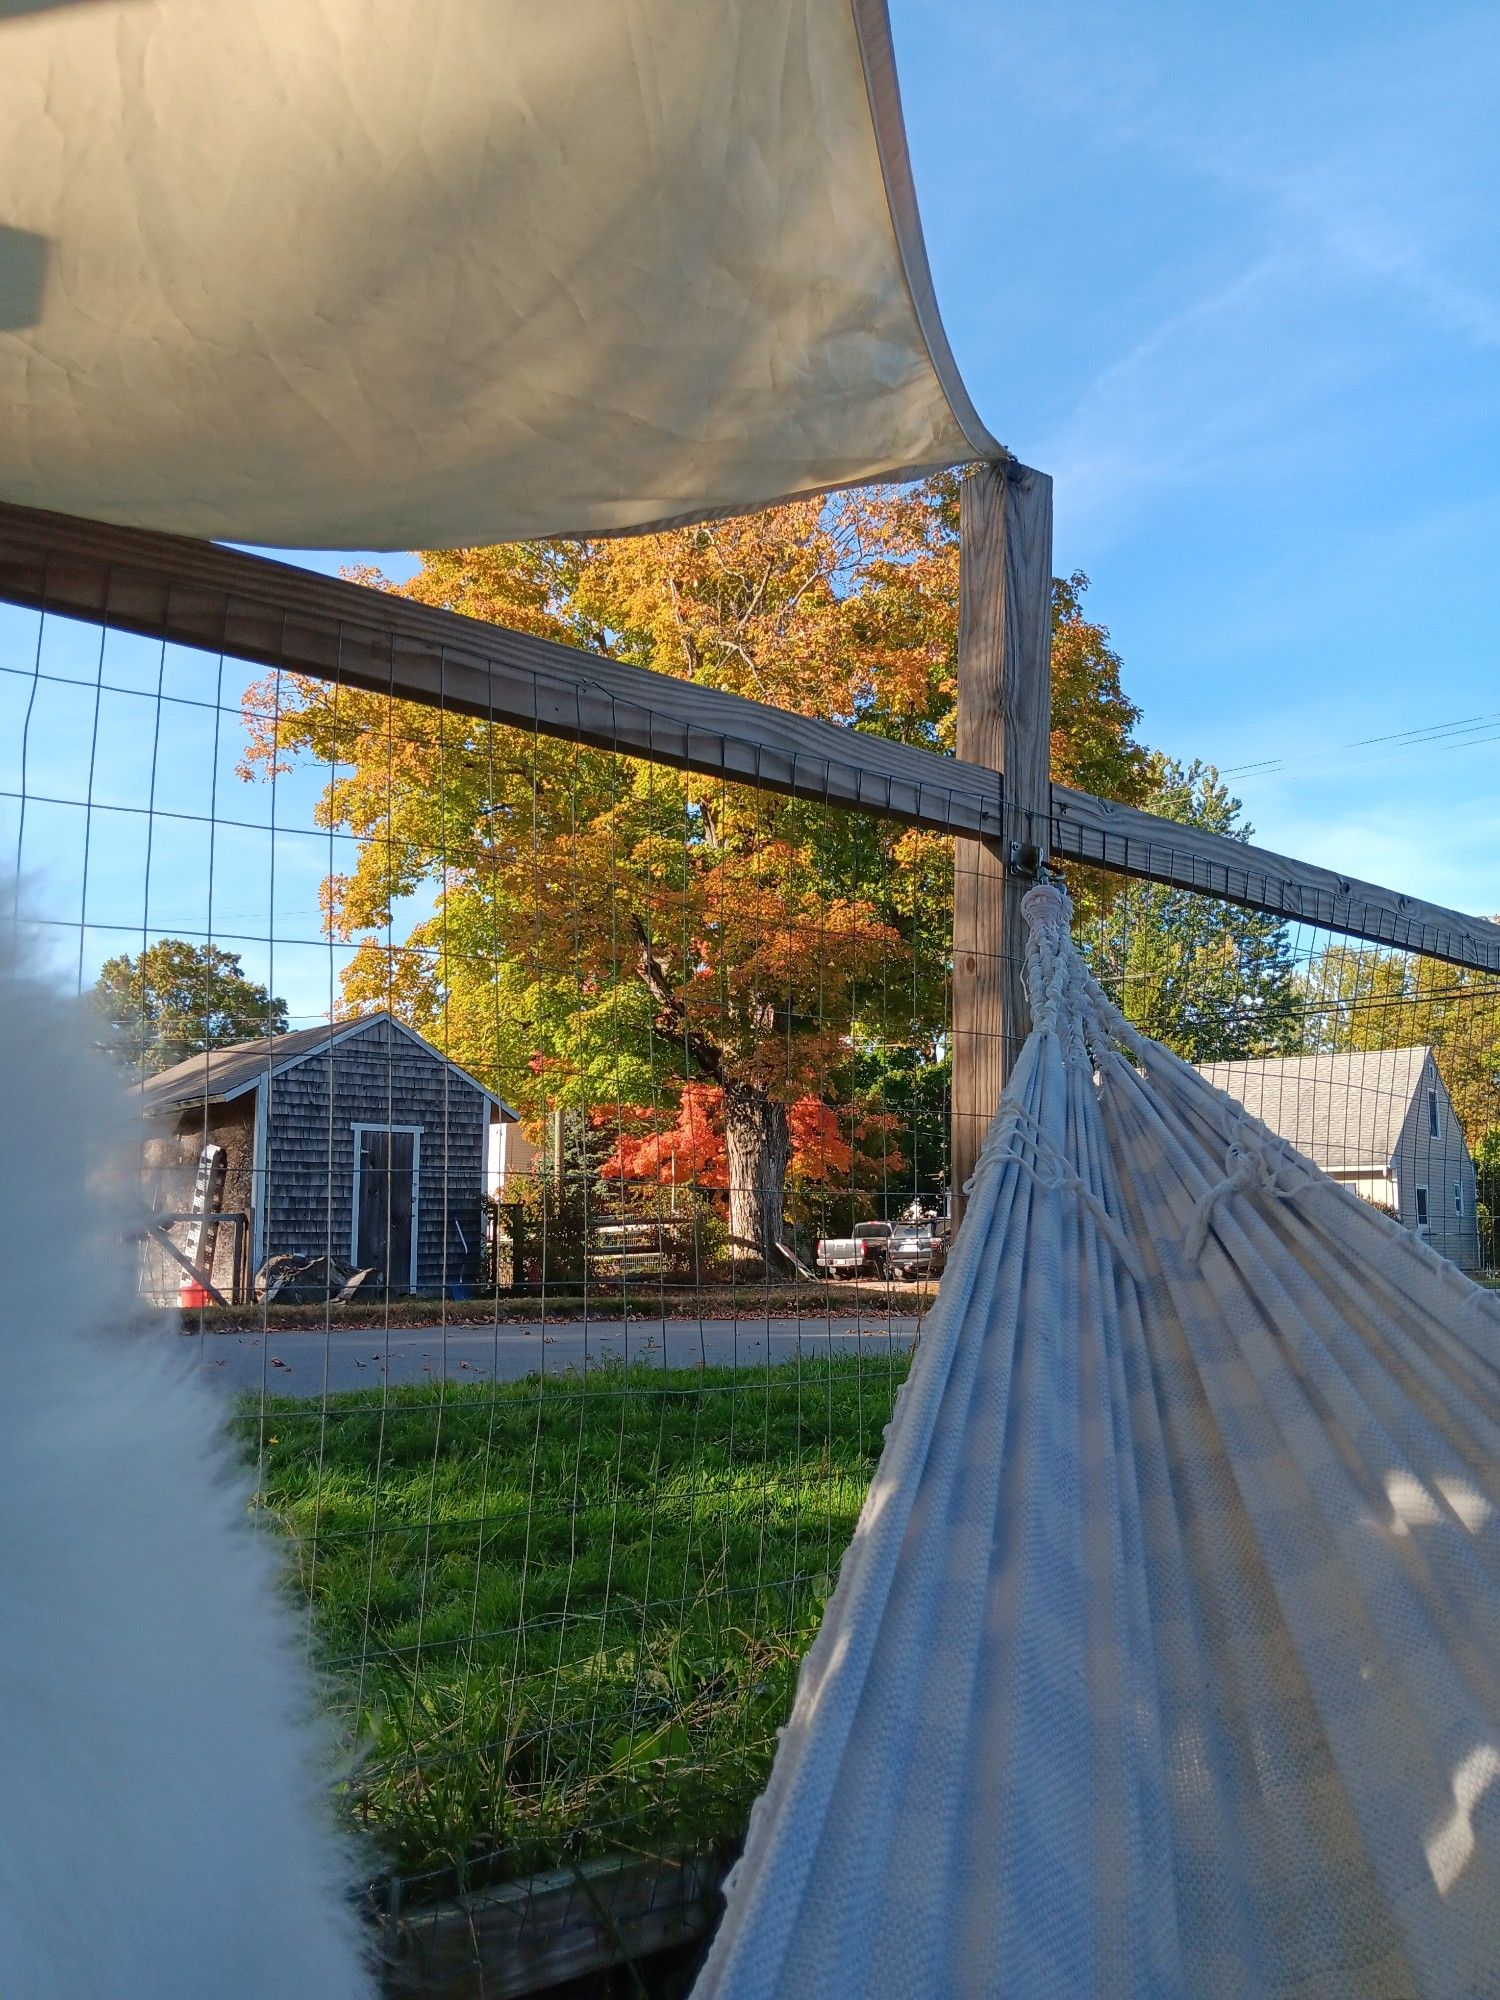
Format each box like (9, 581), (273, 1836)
(262, 1018), (487, 1290)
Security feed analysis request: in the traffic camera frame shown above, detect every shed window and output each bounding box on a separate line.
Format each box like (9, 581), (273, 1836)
(1428, 1088), (1440, 1138)
(1456, 1182), (1465, 1219)
(1415, 1185), (1430, 1230)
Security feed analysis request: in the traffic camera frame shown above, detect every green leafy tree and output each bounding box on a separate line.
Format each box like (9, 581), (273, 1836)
(1297, 941), (1500, 1162)
(1082, 758), (1301, 1061)
(1476, 1129), (1500, 1267)
(92, 940), (288, 1072)
(241, 478), (1148, 1267)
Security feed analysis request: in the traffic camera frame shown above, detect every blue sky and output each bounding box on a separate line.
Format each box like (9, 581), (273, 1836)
(896, 0), (1500, 913)
(7, 0), (1497, 1023)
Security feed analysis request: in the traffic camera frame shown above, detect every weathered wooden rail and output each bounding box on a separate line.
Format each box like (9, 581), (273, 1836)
(2, 500), (1495, 978)
(377, 1849), (726, 1999)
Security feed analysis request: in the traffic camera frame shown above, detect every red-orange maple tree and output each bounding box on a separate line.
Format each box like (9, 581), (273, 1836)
(598, 1083), (901, 1218)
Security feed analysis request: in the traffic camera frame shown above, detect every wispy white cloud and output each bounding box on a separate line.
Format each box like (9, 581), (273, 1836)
(977, 4), (1500, 536)
(1230, 781), (1500, 920)
(898, 0), (1500, 918)
(1042, 248), (1340, 533)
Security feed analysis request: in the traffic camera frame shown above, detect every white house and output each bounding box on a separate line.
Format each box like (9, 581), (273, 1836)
(1195, 1046), (1481, 1272)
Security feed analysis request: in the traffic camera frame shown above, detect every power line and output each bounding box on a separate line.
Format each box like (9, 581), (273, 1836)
(1220, 710), (1500, 781)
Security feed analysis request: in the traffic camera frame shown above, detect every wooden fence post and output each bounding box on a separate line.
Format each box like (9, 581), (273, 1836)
(950, 461), (1054, 1221)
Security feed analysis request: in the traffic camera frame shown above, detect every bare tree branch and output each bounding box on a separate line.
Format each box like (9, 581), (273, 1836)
(629, 913), (726, 1083)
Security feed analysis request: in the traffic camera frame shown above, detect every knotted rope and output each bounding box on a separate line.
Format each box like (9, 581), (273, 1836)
(1013, 878), (1321, 1269)
(967, 1098), (1145, 1278)
(960, 882), (1146, 1280)
(1182, 1112), (1315, 1262)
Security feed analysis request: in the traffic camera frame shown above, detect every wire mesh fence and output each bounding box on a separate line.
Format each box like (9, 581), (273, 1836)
(4, 576), (1498, 1966)
(1, 589), (952, 1928)
(1077, 863), (1500, 1274)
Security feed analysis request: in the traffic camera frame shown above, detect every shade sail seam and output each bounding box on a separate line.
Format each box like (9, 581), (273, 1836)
(845, 0), (1004, 467)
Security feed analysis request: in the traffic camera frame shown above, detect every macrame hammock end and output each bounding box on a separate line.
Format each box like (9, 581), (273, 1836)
(694, 881), (1500, 2000)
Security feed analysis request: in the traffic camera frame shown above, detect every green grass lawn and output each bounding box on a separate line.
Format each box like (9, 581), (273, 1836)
(243, 1351), (907, 1901)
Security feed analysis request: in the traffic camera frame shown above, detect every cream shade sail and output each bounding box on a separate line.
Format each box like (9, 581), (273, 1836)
(0, 0), (998, 549)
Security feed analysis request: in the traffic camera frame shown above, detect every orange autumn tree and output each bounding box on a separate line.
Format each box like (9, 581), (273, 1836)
(598, 1083), (902, 1223)
(241, 475), (1146, 1270)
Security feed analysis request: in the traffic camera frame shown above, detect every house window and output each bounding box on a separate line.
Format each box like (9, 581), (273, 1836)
(1428, 1088), (1440, 1138)
(1456, 1182), (1465, 1219)
(1415, 1185), (1430, 1231)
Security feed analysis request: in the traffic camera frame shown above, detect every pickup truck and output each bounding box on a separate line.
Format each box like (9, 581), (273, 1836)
(815, 1220), (892, 1279)
(885, 1219), (948, 1280)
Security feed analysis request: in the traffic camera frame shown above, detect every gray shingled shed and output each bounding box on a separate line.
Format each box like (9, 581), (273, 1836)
(137, 1013), (520, 1298)
(1195, 1045), (1480, 1271)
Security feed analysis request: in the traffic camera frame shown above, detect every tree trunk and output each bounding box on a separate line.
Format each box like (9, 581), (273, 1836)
(723, 1080), (790, 1277)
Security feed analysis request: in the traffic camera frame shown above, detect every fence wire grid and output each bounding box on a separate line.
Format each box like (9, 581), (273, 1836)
(3, 583), (1498, 1951)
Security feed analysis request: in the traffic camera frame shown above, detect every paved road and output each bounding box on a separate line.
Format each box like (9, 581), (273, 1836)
(176, 1315), (924, 1397)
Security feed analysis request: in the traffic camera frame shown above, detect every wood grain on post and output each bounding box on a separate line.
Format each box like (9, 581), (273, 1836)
(951, 462), (1054, 1218)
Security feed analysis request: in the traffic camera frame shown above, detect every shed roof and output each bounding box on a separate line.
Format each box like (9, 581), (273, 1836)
(133, 1013), (516, 1120)
(0, 0), (996, 547)
(1194, 1047), (1434, 1174)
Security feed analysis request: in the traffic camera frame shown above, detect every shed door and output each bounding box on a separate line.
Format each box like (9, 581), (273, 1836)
(355, 1129), (418, 1289)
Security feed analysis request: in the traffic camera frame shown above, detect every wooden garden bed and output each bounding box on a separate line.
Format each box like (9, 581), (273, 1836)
(378, 1849), (728, 1999)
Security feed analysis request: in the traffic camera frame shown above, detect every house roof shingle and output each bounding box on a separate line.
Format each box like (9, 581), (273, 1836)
(132, 1013), (515, 1119)
(1194, 1046), (1432, 1174)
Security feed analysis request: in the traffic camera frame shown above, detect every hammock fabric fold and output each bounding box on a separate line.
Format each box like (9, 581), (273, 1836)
(693, 882), (1500, 2000)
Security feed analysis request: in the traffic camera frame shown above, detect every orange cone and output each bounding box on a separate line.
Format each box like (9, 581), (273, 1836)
(178, 1275), (214, 1309)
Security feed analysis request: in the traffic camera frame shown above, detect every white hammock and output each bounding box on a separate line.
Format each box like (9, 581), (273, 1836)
(694, 882), (1500, 2000)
